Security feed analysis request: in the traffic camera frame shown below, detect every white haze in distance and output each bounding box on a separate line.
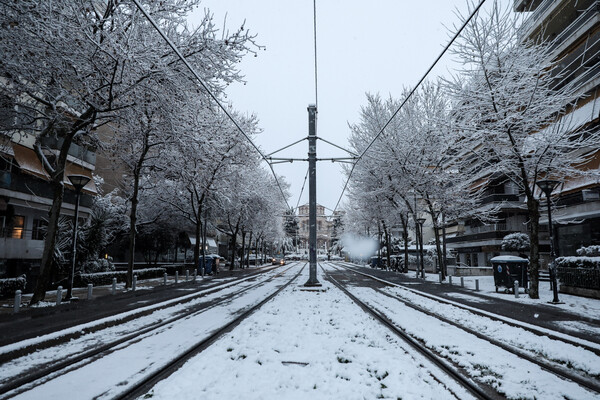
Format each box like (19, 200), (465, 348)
(341, 234), (378, 260)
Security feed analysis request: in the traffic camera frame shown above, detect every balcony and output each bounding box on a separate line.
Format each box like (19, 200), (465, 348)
(549, 1), (600, 56)
(480, 193), (520, 204)
(0, 229), (44, 260)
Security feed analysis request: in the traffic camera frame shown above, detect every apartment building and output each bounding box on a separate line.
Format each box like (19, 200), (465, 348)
(515, 0), (600, 257)
(445, 1), (600, 266)
(0, 132), (96, 283)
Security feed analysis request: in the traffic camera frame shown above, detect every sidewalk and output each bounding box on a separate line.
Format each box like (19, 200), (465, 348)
(0, 264), (275, 346)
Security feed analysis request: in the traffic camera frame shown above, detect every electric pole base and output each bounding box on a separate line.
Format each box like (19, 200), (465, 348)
(303, 280), (322, 287)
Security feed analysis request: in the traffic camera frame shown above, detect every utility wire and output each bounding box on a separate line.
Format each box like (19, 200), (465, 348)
(131, 0), (292, 211)
(295, 167), (310, 210)
(313, 0), (319, 108)
(332, 0), (487, 213)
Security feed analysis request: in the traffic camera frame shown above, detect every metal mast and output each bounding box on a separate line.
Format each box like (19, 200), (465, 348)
(305, 104), (321, 286)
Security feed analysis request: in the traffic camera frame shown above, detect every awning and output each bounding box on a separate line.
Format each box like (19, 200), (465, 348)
(12, 144), (50, 180)
(63, 162), (98, 195)
(187, 235), (217, 248)
(12, 143), (97, 195)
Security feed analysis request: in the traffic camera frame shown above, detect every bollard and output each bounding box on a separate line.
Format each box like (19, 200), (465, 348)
(193, 269), (197, 282)
(87, 284), (93, 300)
(514, 280), (520, 298)
(448, 276), (453, 286)
(14, 290), (21, 313)
(186, 269), (189, 281)
(475, 279), (480, 292)
(175, 271), (179, 284)
(163, 273), (168, 285)
(56, 286), (63, 306)
(112, 278), (117, 295)
(439, 271), (442, 283)
(460, 277), (464, 288)
(132, 275), (137, 292)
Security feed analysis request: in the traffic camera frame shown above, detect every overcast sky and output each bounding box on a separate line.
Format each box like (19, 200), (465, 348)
(190, 0), (511, 214)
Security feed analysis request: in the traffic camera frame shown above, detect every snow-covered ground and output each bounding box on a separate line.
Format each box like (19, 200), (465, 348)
(142, 264), (476, 400)
(3, 266), (298, 400)
(4, 262), (599, 400)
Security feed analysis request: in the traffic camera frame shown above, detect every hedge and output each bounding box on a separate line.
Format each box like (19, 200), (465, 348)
(0, 275), (26, 298)
(74, 268), (166, 287)
(555, 256), (600, 270)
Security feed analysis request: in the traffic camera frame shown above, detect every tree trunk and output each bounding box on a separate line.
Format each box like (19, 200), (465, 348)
(31, 107), (96, 304)
(194, 206), (201, 270)
(527, 195), (541, 299)
(246, 231), (253, 268)
(401, 214), (409, 273)
(240, 230), (246, 269)
(126, 172), (141, 288)
(30, 179), (65, 304)
(229, 227), (238, 270)
(382, 221), (391, 271)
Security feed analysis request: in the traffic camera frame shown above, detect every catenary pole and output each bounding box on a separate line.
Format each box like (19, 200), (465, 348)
(305, 104), (321, 286)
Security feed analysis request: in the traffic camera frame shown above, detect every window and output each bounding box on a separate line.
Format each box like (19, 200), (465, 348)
(32, 218), (47, 240)
(11, 216), (25, 239)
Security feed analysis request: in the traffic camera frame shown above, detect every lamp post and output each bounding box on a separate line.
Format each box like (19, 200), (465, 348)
(66, 174), (91, 301)
(536, 179), (561, 304)
(417, 218), (426, 279)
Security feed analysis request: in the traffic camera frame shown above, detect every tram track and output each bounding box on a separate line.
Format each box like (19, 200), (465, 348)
(0, 263), (304, 399)
(325, 262), (600, 398)
(322, 264), (497, 400)
(337, 261), (600, 355)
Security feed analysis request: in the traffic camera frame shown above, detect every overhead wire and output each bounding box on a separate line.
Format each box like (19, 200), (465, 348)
(313, 0), (319, 108)
(332, 0), (487, 214)
(131, 0), (292, 211)
(295, 167), (310, 210)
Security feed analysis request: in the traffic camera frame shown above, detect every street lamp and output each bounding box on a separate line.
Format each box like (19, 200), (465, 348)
(66, 174), (91, 301)
(417, 218), (426, 279)
(536, 179), (561, 304)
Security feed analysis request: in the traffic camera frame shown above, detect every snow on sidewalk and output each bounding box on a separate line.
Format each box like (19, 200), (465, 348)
(143, 267), (475, 400)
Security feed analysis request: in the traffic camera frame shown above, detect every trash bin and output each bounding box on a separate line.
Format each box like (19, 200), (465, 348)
(199, 256), (213, 275)
(490, 255), (529, 293)
(370, 256), (381, 269)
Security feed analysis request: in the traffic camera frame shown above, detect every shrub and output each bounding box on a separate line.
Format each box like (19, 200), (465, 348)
(501, 233), (530, 252)
(576, 245), (600, 257)
(82, 258), (115, 274)
(555, 256), (600, 270)
(0, 275), (26, 298)
(75, 268), (166, 287)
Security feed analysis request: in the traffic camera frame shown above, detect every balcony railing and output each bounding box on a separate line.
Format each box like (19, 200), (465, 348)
(519, 0), (556, 37)
(550, 2), (600, 52)
(0, 228), (44, 241)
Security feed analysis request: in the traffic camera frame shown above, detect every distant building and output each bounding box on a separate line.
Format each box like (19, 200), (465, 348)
(296, 203), (332, 252)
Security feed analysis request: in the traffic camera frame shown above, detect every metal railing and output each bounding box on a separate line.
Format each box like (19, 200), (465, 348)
(0, 228), (43, 240)
(557, 267), (600, 290)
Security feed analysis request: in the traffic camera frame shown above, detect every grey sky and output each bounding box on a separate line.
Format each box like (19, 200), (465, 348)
(190, 1), (509, 213)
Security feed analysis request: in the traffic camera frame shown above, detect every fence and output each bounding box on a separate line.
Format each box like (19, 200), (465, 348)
(557, 267), (600, 290)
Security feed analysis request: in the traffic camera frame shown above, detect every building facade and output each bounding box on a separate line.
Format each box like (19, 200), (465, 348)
(446, 0), (600, 265)
(0, 132), (97, 284)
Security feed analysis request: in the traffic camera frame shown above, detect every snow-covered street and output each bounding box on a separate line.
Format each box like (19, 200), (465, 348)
(140, 263), (600, 400)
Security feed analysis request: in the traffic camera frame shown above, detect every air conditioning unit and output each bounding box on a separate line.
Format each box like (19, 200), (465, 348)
(582, 189), (600, 202)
